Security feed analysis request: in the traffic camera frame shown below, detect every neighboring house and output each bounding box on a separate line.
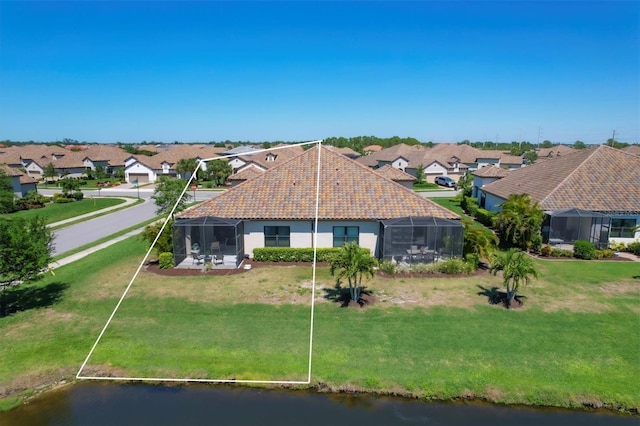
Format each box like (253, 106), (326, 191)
(0, 164), (37, 197)
(621, 145), (640, 156)
(535, 145), (576, 162)
(471, 165), (510, 199)
(363, 144), (383, 154)
(330, 146), (361, 159)
(0, 144), (68, 179)
(478, 145), (640, 247)
(232, 144), (304, 174)
(374, 165), (416, 189)
(125, 145), (224, 183)
(357, 143), (522, 184)
(173, 145), (463, 268)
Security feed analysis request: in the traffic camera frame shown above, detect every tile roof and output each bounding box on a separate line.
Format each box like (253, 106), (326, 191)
(374, 165), (417, 181)
(0, 164), (22, 177)
(356, 143), (427, 167)
(135, 145), (225, 170)
(364, 144), (383, 152)
(472, 165), (511, 178)
(236, 144), (304, 169)
(178, 145), (459, 221)
(622, 145), (640, 156)
(535, 145), (576, 160)
(481, 145), (640, 213)
(228, 167), (264, 181)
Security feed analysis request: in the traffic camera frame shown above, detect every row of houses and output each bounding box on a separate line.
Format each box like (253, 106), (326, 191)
(172, 143), (640, 268)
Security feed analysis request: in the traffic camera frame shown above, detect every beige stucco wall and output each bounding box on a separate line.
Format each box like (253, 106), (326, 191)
(243, 220), (380, 257)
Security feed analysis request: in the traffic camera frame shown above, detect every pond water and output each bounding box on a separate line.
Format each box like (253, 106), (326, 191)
(0, 382), (636, 426)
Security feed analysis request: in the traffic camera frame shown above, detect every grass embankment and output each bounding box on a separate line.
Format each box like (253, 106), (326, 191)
(4, 198), (126, 225)
(0, 238), (638, 413)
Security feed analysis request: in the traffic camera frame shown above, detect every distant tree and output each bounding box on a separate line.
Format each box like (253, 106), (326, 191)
(329, 242), (377, 305)
(0, 170), (16, 214)
(0, 216), (54, 290)
(94, 165), (108, 180)
(574, 140), (587, 150)
(457, 172), (473, 197)
(140, 218), (174, 255)
(540, 140), (554, 148)
(207, 159), (233, 186)
(176, 158), (199, 180)
(262, 142), (272, 149)
(113, 167), (125, 180)
(151, 177), (191, 215)
(43, 163), (57, 184)
(494, 193), (544, 252)
(415, 165), (425, 184)
(523, 151), (538, 164)
(59, 178), (81, 197)
(490, 248), (539, 308)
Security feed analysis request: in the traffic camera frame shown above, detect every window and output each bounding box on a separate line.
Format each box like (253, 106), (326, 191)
(264, 226), (290, 247)
(610, 218), (637, 238)
(333, 226), (359, 247)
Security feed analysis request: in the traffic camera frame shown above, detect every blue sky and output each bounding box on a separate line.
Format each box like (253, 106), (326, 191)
(1, 1), (638, 144)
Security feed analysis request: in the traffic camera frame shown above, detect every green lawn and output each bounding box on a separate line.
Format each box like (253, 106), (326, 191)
(430, 196), (495, 237)
(3, 198), (126, 225)
(0, 238), (638, 412)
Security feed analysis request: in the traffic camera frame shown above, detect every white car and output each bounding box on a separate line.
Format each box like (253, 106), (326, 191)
(434, 176), (457, 188)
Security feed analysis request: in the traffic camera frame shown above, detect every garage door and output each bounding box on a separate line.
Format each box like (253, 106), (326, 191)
(129, 173), (149, 184)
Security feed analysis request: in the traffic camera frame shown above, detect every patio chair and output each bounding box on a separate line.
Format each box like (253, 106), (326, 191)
(210, 242), (223, 265)
(191, 250), (204, 265)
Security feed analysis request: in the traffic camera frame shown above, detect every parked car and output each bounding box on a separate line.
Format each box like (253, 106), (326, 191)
(434, 176), (457, 188)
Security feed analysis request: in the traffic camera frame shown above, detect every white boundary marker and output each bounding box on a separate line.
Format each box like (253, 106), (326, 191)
(77, 140), (323, 385)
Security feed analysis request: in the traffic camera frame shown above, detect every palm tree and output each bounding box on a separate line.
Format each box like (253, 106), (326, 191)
(463, 220), (497, 264)
(329, 242), (378, 304)
(489, 248), (539, 308)
(494, 193), (543, 251)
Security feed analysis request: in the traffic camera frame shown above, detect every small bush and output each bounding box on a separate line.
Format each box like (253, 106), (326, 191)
(410, 262), (435, 274)
(474, 208), (495, 227)
(609, 241), (627, 252)
(551, 248), (573, 258)
(465, 253), (479, 268)
(594, 249), (615, 259)
(540, 245), (553, 257)
(72, 191), (84, 201)
(626, 241), (640, 256)
(378, 260), (396, 274)
(436, 258), (474, 274)
(53, 197), (74, 203)
(158, 252), (174, 269)
(252, 247), (370, 263)
(573, 240), (596, 260)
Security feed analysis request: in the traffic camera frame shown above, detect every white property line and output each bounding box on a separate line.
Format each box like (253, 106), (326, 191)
(77, 140), (323, 385)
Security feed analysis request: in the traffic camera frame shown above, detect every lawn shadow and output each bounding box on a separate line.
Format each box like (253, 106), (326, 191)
(0, 281), (69, 317)
(323, 281), (374, 308)
(476, 285), (525, 309)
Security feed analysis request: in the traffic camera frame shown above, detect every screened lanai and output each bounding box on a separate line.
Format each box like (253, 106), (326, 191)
(379, 217), (464, 265)
(172, 217), (244, 268)
(542, 208), (610, 249)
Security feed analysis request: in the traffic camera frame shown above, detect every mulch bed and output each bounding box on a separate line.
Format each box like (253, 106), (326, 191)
(144, 260), (330, 276)
(376, 267), (490, 279)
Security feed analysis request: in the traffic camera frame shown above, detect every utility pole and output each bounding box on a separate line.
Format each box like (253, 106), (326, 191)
(537, 127), (541, 146)
(611, 130), (616, 147)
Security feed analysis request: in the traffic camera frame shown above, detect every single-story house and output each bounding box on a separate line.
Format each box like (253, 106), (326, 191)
(471, 165), (510, 199)
(374, 165), (416, 189)
(477, 145), (640, 247)
(0, 164), (38, 197)
(173, 145), (464, 268)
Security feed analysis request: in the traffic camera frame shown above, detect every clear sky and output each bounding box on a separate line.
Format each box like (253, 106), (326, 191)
(0, 1), (638, 144)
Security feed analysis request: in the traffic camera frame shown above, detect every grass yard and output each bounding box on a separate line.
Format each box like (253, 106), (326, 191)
(0, 237), (638, 412)
(4, 198), (126, 225)
(430, 196), (495, 237)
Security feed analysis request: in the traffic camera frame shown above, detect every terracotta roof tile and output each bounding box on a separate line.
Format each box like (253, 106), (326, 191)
(178, 145), (459, 220)
(472, 165), (511, 178)
(374, 165), (417, 181)
(482, 145), (640, 213)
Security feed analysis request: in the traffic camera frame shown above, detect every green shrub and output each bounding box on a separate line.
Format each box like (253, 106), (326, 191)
(53, 197), (74, 203)
(573, 240), (596, 260)
(551, 248), (573, 258)
(595, 249), (615, 259)
(72, 191), (84, 201)
(474, 208), (495, 227)
(436, 258), (474, 274)
(626, 241), (640, 256)
(609, 241), (627, 252)
(410, 262), (436, 273)
(465, 253), (479, 268)
(540, 244), (553, 257)
(252, 247), (370, 263)
(378, 260), (397, 274)
(158, 252), (174, 269)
